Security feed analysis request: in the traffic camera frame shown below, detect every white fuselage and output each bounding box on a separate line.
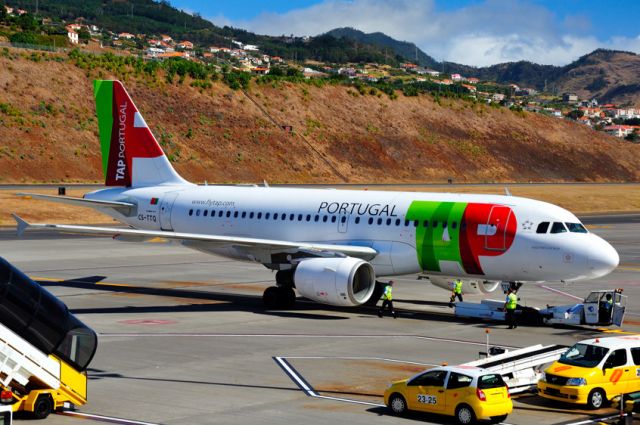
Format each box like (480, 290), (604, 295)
(86, 185), (619, 282)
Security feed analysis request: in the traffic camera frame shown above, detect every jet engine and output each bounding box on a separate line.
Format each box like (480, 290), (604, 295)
(294, 257), (376, 307)
(429, 276), (501, 295)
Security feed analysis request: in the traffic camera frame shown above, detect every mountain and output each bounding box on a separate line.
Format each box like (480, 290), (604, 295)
(325, 27), (439, 68)
(325, 28), (640, 106)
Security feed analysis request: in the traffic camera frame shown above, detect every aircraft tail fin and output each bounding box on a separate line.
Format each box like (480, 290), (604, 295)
(93, 80), (191, 187)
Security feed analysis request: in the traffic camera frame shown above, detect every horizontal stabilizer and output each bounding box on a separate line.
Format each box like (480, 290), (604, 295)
(17, 193), (135, 213)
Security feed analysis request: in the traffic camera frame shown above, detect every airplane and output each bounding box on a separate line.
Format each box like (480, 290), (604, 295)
(14, 80), (619, 309)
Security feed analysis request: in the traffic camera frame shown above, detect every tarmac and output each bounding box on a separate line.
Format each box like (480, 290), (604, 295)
(0, 213), (638, 424)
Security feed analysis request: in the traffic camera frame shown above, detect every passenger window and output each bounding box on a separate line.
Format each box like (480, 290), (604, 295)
(250, 212), (254, 219)
(314, 215), (319, 222)
(189, 209), (193, 216)
(218, 211), (223, 217)
(234, 211), (239, 218)
(211, 210), (216, 217)
(282, 214), (286, 221)
(452, 222), (457, 229)
(196, 209), (200, 216)
(341, 216), (346, 223)
(322, 216), (328, 222)
(566, 222), (588, 233)
(355, 217), (360, 224)
(443, 221), (447, 228)
(404, 220), (410, 227)
(386, 218), (391, 225)
(550, 222), (567, 233)
(265, 213), (270, 219)
(203, 210), (208, 217)
(631, 348), (640, 365)
(257, 212), (262, 219)
(331, 216), (337, 223)
(447, 372), (473, 390)
(477, 224), (497, 236)
(377, 218), (382, 225)
(226, 211), (231, 218)
(409, 370), (447, 387)
(289, 214), (295, 220)
(536, 222), (549, 233)
(423, 221), (428, 228)
(298, 214), (303, 221)
(274, 213), (279, 220)
(395, 219), (401, 226)
(241, 212), (246, 218)
(306, 215), (311, 221)
(413, 220), (418, 227)
(368, 217), (374, 225)
(432, 221), (438, 228)
(606, 349), (627, 368)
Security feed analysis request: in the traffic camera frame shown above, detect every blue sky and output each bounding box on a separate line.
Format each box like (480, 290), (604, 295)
(170, 0), (640, 66)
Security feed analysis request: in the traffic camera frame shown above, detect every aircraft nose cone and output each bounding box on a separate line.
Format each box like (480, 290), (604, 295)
(588, 237), (619, 278)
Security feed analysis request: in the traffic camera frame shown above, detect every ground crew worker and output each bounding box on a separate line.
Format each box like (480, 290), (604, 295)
(449, 278), (463, 307)
(504, 288), (518, 329)
(599, 293), (613, 323)
(378, 280), (397, 318)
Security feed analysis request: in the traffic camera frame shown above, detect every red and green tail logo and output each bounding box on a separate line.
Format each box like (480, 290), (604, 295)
(93, 80), (164, 186)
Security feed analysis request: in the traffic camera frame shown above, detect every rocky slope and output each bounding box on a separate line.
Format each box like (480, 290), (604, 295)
(0, 49), (639, 184)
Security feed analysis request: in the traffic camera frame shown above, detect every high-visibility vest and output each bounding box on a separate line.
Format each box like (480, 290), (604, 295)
(382, 285), (393, 301)
(454, 280), (463, 294)
(506, 293), (518, 310)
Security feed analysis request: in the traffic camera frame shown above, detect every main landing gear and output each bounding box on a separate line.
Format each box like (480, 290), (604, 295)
(263, 270), (296, 309)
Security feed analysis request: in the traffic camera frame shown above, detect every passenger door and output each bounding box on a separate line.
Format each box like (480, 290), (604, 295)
(445, 372), (473, 415)
(484, 205), (513, 251)
(405, 370), (448, 413)
(602, 349), (629, 396)
(159, 192), (179, 231)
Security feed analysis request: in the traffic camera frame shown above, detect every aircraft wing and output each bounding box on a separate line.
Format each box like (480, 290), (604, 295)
(16, 193), (135, 214)
(13, 215), (378, 261)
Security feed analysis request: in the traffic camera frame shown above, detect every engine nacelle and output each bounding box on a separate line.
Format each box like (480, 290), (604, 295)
(294, 257), (376, 307)
(429, 276), (500, 295)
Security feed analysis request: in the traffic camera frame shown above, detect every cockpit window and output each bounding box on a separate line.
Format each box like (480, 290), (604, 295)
(565, 222), (588, 233)
(550, 222), (567, 233)
(536, 222), (550, 234)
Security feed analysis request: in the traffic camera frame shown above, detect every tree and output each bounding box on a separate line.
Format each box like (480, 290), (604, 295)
(625, 130), (639, 142)
(78, 27), (91, 43)
(567, 109), (584, 120)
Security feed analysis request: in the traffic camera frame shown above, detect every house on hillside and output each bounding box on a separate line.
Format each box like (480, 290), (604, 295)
(603, 125), (635, 138)
(562, 93), (579, 103)
(161, 34), (173, 43)
(467, 77), (479, 84)
(177, 41), (193, 50)
(492, 93), (505, 102)
(424, 69), (440, 76)
(118, 32), (135, 40)
(66, 25), (79, 44)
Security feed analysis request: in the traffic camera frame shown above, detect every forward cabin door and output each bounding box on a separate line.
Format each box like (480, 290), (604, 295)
(159, 193), (180, 231)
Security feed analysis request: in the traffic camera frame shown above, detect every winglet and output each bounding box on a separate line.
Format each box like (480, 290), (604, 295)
(12, 214), (30, 238)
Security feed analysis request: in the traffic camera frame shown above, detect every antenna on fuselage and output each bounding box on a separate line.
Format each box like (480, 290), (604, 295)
(263, 180), (270, 187)
(504, 187), (512, 196)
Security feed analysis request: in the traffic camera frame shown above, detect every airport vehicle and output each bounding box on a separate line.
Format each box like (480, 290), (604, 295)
(0, 257), (98, 418)
(14, 80), (619, 309)
(384, 365), (512, 424)
(537, 336), (640, 409)
(454, 289), (627, 327)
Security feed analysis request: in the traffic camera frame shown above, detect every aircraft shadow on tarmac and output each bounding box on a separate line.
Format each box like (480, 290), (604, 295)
(86, 367), (380, 398)
(36, 276), (504, 325)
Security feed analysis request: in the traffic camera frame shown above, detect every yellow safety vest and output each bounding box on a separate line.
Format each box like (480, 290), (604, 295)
(454, 280), (463, 294)
(382, 285), (393, 301)
(506, 293), (518, 310)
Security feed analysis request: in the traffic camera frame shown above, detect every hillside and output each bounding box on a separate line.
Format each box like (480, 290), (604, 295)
(0, 49), (639, 184)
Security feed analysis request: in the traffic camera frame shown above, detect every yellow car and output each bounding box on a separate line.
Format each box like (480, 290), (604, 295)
(384, 365), (512, 424)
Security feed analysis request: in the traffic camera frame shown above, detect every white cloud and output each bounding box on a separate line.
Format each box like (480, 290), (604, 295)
(218, 0), (640, 66)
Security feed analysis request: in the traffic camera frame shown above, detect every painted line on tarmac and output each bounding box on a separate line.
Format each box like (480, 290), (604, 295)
(273, 356), (384, 407)
(99, 333), (520, 349)
(535, 284), (583, 301)
(561, 414), (620, 425)
(58, 411), (160, 424)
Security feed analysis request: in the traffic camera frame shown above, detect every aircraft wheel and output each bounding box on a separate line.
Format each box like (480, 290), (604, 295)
(280, 286), (296, 309)
(263, 286), (280, 309)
